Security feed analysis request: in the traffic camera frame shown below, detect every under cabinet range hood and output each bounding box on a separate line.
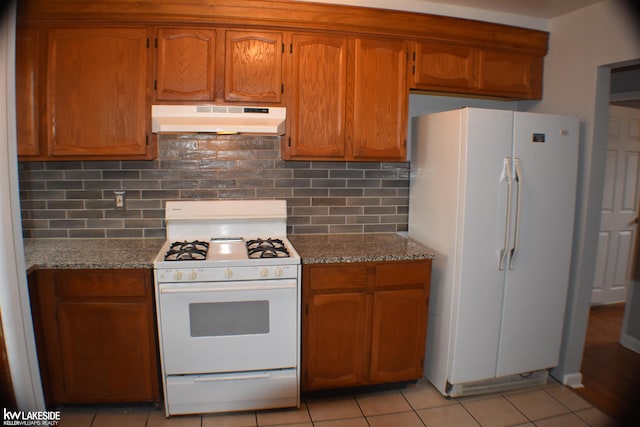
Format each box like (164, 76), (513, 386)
(151, 105), (286, 135)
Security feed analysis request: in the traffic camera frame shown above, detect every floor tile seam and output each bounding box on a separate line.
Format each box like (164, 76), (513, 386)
(398, 387), (428, 426)
(500, 388), (575, 420)
(538, 384), (594, 413)
(501, 393), (537, 425)
(526, 409), (586, 425)
(364, 410), (427, 426)
(349, 393), (371, 426)
(459, 393), (533, 426)
(88, 411), (97, 427)
(455, 398), (485, 427)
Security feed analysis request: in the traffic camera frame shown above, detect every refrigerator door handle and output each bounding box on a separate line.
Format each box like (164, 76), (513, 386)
(508, 158), (522, 270)
(499, 157), (513, 271)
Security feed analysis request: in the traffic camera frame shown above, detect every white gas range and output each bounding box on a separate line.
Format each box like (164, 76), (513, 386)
(153, 200), (301, 416)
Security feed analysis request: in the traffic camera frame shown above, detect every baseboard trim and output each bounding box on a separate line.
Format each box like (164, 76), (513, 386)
(560, 372), (584, 388)
(620, 332), (640, 354)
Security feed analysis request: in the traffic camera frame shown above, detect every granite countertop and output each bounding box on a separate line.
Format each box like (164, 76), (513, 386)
(23, 238), (165, 271)
(23, 234), (435, 270)
(287, 233), (435, 264)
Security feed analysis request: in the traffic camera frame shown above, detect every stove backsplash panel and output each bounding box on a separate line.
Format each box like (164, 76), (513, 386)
(18, 135), (410, 238)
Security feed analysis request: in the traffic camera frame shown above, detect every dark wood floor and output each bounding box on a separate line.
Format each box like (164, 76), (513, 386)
(575, 303), (640, 423)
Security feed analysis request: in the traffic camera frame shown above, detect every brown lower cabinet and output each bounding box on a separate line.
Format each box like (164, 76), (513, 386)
(29, 269), (160, 405)
(302, 259), (431, 391)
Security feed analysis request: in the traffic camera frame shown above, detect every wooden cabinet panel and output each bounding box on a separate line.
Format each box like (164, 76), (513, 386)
(46, 27), (151, 158)
(411, 40), (476, 91)
(375, 261), (431, 287)
(351, 38), (407, 160)
(302, 259), (431, 391)
(304, 293), (369, 390)
(478, 49), (542, 98)
(225, 30), (283, 103)
(409, 40), (543, 100)
(307, 263), (368, 291)
(370, 289), (427, 383)
(156, 28), (216, 101)
(286, 33), (347, 159)
(285, 36), (408, 161)
(56, 301), (157, 401)
(16, 28), (41, 157)
(29, 269), (160, 405)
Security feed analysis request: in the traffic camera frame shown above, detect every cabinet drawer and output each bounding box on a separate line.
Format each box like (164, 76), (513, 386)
(53, 270), (149, 298)
(306, 264), (368, 291)
(375, 261), (431, 287)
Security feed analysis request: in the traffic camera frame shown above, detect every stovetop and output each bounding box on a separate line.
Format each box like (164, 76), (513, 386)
(155, 200), (300, 270)
(154, 236), (300, 269)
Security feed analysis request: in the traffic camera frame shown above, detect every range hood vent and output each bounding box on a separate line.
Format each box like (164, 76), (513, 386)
(151, 105), (286, 135)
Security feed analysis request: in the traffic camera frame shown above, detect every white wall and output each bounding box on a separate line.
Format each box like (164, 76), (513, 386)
(299, 0), (548, 30)
(527, 0), (640, 385)
(0, 3), (45, 410)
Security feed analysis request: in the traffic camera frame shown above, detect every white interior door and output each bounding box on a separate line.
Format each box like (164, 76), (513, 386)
(592, 105), (640, 304)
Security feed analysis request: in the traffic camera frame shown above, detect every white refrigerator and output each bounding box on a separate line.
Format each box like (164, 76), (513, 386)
(408, 107), (579, 397)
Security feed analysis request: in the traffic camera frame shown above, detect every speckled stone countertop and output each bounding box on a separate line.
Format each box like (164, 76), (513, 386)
(23, 234), (434, 270)
(24, 238), (165, 271)
(287, 233), (435, 264)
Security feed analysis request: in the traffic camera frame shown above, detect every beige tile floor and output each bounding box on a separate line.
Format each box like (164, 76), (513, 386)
(54, 379), (616, 427)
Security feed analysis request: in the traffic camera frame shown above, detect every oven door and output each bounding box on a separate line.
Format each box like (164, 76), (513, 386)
(157, 279), (297, 375)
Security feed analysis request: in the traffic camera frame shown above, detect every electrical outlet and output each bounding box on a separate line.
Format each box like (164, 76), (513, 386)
(114, 191), (125, 209)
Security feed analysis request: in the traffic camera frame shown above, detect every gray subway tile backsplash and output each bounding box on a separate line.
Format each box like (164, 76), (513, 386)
(18, 135), (410, 238)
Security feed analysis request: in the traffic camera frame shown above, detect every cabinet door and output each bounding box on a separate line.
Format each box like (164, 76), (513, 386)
(285, 33), (347, 159)
(410, 40), (477, 91)
(303, 293), (369, 391)
(369, 289), (427, 383)
(30, 269), (159, 404)
(156, 28), (216, 101)
(351, 38), (407, 161)
(478, 49), (542, 98)
(56, 301), (156, 402)
(225, 30), (282, 103)
(46, 28), (151, 158)
(16, 28), (41, 156)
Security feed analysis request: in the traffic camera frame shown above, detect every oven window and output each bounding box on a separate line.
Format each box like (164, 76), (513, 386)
(189, 301), (270, 337)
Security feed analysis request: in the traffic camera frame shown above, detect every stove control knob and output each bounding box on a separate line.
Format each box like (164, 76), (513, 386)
(260, 268), (269, 278)
(224, 268), (233, 279)
(188, 270), (197, 280)
(173, 271), (183, 281)
(274, 267), (283, 277)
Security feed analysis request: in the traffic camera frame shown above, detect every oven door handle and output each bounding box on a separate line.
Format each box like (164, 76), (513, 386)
(194, 373), (271, 382)
(159, 282), (297, 293)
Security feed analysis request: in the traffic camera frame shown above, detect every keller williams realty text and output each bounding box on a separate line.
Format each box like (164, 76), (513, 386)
(3, 409), (60, 426)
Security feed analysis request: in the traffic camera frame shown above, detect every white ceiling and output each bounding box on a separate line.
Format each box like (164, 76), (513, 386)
(422, 0), (603, 19)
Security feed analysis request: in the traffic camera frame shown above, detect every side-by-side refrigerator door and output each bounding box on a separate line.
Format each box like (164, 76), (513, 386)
(449, 108), (514, 384)
(496, 112), (579, 377)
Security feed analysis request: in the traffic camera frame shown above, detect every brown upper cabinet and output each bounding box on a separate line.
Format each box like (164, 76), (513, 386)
(155, 28), (217, 101)
(351, 38), (407, 161)
(409, 40), (543, 99)
(225, 30), (283, 103)
(283, 36), (407, 161)
(16, 27), (41, 157)
(45, 27), (153, 159)
(284, 33), (348, 159)
(17, 0), (549, 161)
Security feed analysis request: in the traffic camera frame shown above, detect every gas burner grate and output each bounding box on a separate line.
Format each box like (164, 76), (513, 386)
(246, 238), (290, 259)
(164, 240), (210, 261)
